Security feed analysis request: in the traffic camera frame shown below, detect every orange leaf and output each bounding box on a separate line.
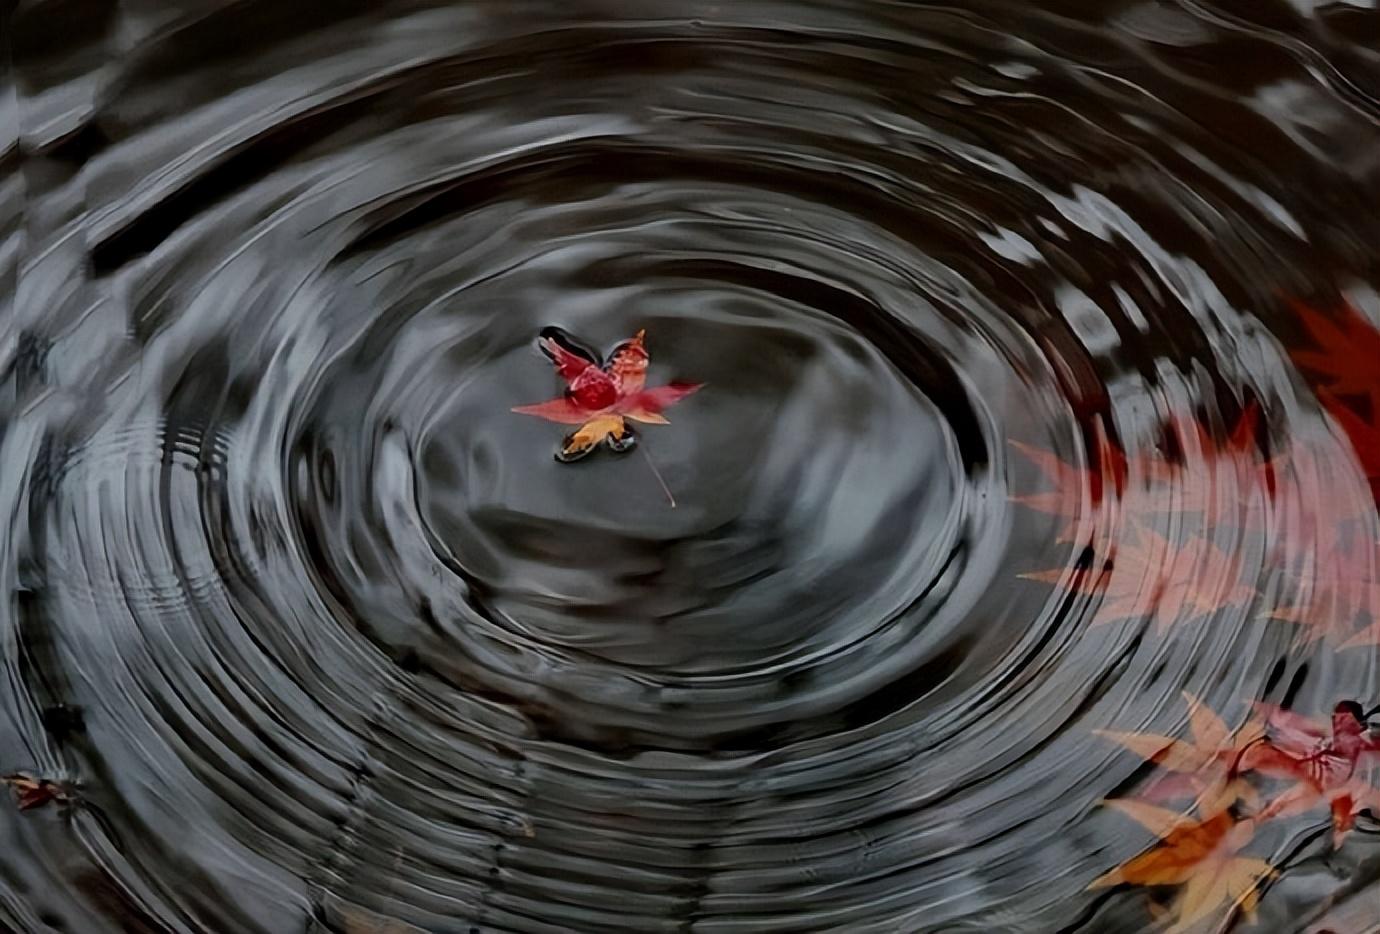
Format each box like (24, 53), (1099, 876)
(1093, 803), (1274, 933)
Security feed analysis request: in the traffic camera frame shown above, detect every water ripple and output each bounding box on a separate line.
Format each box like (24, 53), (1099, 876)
(5, 1), (1380, 931)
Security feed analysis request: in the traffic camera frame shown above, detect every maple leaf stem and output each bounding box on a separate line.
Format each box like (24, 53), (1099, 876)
(640, 444), (676, 508)
(1226, 735), (1271, 784)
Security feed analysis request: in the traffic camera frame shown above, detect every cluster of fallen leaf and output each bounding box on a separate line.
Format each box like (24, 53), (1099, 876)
(1010, 297), (1380, 931)
(1091, 695), (1379, 931)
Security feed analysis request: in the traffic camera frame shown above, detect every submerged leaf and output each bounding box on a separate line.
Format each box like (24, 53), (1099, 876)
(1023, 528), (1254, 633)
(1092, 803), (1274, 933)
(1095, 692), (1264, 810)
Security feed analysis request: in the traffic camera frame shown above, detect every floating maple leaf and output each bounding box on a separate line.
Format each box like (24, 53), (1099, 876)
(512, 327), (703, 463)
(1023, 528), (1255, 633)
(1249, 701), (1380, 846)
(1095, 692), (1265, 809)
(1091, 800), (1274, 934)
(3, 773), (73, 810)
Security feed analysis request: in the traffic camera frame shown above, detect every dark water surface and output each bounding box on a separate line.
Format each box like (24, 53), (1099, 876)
(5, 1), (1380, 931)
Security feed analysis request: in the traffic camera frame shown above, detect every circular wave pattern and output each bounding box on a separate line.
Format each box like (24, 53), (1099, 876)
(5, 1), (1380, 932)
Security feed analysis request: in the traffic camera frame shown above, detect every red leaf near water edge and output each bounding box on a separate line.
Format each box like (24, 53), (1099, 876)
(1090, 801), (1275, 934)
(512, 327), (703, 462)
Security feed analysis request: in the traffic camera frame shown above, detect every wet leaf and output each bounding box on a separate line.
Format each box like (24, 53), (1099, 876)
(512, 327), (702, 462)
(1091, 802), (1274, 934)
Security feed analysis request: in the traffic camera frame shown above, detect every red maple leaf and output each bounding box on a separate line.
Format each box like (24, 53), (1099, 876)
(1023, 527), (1255, 633)
(1248, 702), (1380, 846)
(512, 327), (702, 462)
(1010, 407), (1264, 543)
(1288, 298), (1380, 406)
(1133, 405), (1264, 529)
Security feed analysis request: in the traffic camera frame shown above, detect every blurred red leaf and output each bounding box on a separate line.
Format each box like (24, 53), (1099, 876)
(1289, 298), (1380, 406)
(1023, 528), (1254, 632)
(3, 773), (71, 810)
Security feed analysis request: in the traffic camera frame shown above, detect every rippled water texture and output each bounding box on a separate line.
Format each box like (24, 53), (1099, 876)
(6, 1), (1380, 931)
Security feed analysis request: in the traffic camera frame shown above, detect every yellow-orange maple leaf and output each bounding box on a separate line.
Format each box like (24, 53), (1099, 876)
(1095, 693), (1265, 810)
(1091, 801), (1274, 934)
